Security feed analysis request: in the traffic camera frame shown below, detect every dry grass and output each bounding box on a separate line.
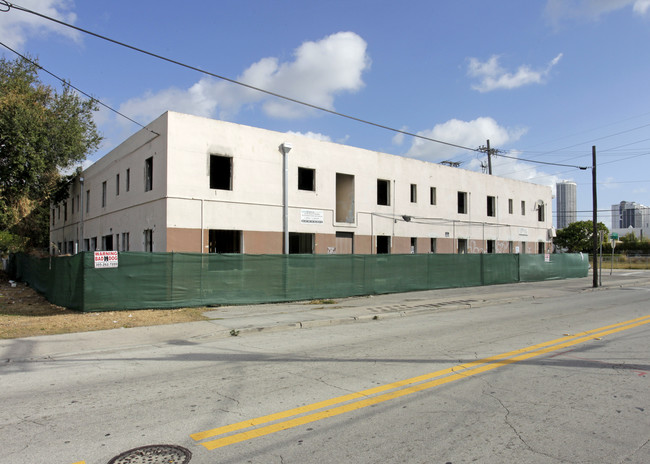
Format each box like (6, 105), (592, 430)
(0, 272), (209, 339)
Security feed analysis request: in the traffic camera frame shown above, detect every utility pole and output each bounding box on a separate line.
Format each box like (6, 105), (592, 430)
(592, 145), (598, 288)
(486, 139), (492, 175)
(478, 140), (495, 175)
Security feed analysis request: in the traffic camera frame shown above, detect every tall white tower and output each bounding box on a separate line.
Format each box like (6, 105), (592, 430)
(556, 181), (577, 229)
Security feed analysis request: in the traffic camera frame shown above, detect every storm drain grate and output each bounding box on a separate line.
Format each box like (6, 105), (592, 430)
(107, 444), (192, 464)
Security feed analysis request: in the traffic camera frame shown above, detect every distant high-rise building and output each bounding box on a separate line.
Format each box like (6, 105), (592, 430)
(556, 181), (577, 229)
(611, 201), (649, 229)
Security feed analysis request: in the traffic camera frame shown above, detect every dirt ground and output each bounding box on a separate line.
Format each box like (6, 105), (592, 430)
(0, 272), (209, 339)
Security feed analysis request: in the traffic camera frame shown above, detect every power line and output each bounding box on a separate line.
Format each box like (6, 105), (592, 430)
(0, 1), (478, 154)
(0, 40), (160, 136)
(492, 151), (590, 170)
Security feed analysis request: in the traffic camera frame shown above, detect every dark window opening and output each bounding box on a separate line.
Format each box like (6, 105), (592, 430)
(458, 191), (467, 214)
(298, 167), (315, 191)
(487, 196), (496, 217)
(537, 202), (545, 222)
(145, 157), (153, 192)
(289, 233), (314, 254)
(430, 238), (437, 253)
(458, 238), (468, 254)
(376, 235), (390, 254)
(410, 184), (417, 203)
(410, 237), (417, 254)
(116, 173), (120, 196)
(209, 230), (242, 253)
(377, 179), (390, 206)
(508, 199), (513, 214)
(538, 242), (545, 254)
(102, 181), (107, 207)
(144, 229), (153, 252)
(430, 187), (437, 205)
(126, 168), (130, 192)
(102, 234), (113, 251)
(210, 155), (232, 190)
(487, 240), (495, 254)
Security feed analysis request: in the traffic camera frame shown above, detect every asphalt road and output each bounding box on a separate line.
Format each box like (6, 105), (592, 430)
(1, 273), (649, 464)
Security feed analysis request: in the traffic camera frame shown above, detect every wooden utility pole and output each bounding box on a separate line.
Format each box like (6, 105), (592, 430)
(592, 145), (598, 288)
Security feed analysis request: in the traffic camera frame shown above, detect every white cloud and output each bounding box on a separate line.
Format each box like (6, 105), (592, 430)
(467, 53), (563, 93)
(391, 127), (408, 146)
(545, 0), (650, 23)
(118, 31), (371, 124)
(285, 131), (332, 142)
(404, 117), (527, 162)
(0, 0), (79, 50)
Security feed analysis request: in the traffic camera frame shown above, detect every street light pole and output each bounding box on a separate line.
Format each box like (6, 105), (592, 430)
(592, 145), (598, 288)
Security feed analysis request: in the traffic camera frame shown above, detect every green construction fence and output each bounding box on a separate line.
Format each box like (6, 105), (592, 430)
(11, 252), (589, 312)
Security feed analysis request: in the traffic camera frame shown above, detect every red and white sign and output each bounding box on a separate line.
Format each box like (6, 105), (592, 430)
(94, 251), (119, 268)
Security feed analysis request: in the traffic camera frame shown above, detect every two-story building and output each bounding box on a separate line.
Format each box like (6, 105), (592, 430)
(50, 111), (554, 255)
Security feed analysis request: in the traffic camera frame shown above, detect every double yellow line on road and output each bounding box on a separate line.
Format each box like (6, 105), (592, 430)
(191, 315), (650, 451)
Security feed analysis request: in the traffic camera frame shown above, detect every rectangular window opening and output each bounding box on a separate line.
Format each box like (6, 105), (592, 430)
(210, 155), (232, 190)
(126, 168), (130, 192)
(377, 179), (390, 206)
(410, 237), (417, 254)
(458, 238), (468, 254)
(116, 173), (120, 196)
(430, 187), (437, 205)
(508, 198), (513, 214)
(289, 232), (314, 254)
(537, 202), (545, 222)
(410, 184), (417, 203)
(458, 191), (467, 214)
(487, 240), (495, 254)
(335, 173), (355, 223)
(101, 181), (107, 207)
(144, 229), (153, 252)
(298, 167), (315, 191)
(487, 196), (496, 217)
(521, 200), (526, 216)
(145, 157), (153, 192)
(430, 238), (437, 253)
(208, 230), (242, 253)
(102, 234), (113, 251)
(376, 235), (391, 254)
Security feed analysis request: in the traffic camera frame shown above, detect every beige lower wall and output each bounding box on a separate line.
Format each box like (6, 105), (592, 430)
(166, 228), (545, 255)
(244, 230), (283, 254)
(166, 228), (202, 252)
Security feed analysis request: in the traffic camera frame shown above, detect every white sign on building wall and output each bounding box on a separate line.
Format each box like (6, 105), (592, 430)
(94, 251), (118, 268)
(300, 209), (324, 224)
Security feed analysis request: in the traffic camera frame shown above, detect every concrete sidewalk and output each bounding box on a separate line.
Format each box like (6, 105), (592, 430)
(1, 271), (648, 363)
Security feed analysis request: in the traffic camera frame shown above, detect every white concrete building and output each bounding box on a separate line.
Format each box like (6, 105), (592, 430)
(50, 112), (554, 255)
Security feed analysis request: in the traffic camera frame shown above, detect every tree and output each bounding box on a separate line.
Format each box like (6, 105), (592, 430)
(554, 220), (609, 253)
(0, 56), (101, 248)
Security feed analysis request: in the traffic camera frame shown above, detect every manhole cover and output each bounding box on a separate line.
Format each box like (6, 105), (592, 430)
(107, 444), (192, 464)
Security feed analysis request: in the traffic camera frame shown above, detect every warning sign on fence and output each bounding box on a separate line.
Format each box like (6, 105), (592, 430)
(94, 251), (118, 268)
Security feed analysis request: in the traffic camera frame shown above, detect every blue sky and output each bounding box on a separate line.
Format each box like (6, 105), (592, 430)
(2, 0), (650, 228)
